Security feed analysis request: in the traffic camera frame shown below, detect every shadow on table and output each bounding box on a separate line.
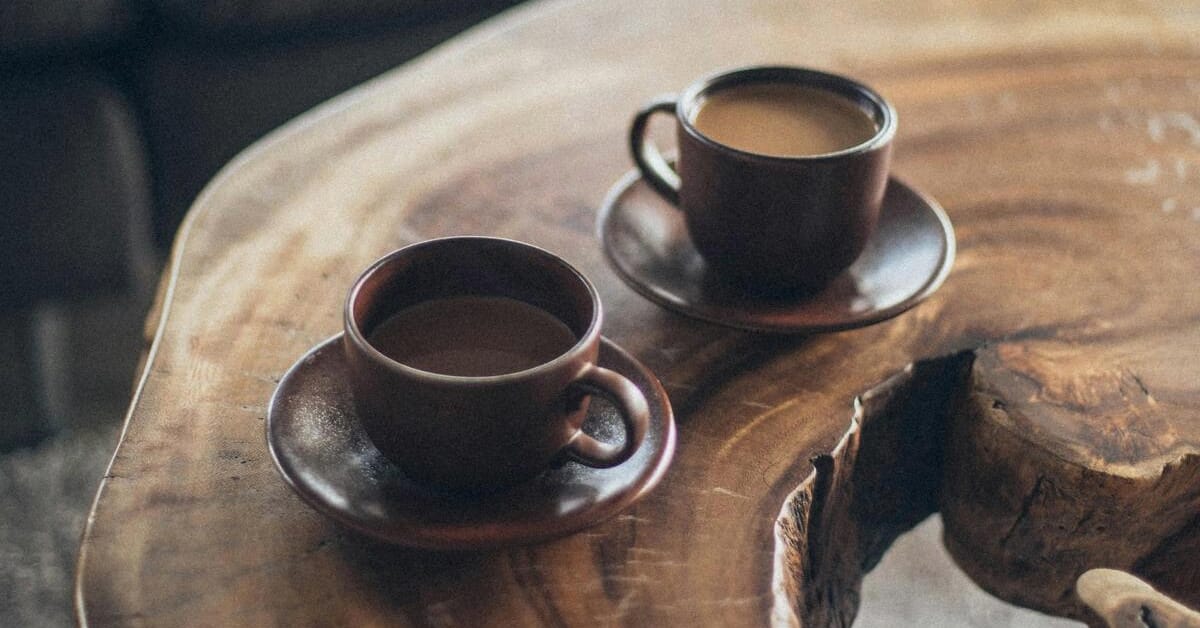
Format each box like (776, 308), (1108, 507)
(335, 532), (550, 617)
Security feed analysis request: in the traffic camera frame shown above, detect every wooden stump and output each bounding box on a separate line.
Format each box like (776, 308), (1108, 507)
(774, 347), (1200, 625)
(944, 344), (1200, 619)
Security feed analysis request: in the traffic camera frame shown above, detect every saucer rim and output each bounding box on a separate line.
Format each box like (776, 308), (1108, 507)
(266, 333), (677, 550)
(597, 170), (956, 334)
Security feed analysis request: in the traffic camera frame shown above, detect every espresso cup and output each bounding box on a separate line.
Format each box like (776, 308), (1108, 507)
(630, 65), (896, 291)
(343, 236), (649, 492)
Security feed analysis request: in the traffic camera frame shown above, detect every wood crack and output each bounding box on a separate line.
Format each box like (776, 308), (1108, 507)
(999, 474), (1046, 549)
(1130, 372), (1151, 399)
(1141, 604), (1160, 628)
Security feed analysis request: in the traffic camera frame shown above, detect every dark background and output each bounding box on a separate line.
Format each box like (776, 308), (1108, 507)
(0, 1), (519, 624)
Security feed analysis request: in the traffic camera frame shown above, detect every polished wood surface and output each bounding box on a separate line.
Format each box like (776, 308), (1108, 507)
(76, 0), (1200, 625)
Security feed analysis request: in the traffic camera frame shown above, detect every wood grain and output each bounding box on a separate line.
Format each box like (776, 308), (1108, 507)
(76, 0), (1200, 625)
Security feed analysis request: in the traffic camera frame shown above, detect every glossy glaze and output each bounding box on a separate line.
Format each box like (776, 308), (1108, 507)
(267, 335), (676, 549)
(599, 172), (954, 333)
(630, 66), (896, 290)
(342, 237), (649, 491)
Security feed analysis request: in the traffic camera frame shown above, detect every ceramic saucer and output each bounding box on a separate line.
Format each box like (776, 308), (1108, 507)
(266, 334), (675, 550)
(598, 171), (955, 333)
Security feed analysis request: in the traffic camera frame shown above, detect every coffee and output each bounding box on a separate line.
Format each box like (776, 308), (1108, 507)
(368, 295), (577, 377)
(691, 83), (877, 157)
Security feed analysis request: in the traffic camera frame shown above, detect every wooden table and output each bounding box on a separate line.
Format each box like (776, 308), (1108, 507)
(76, 0), (1200, 625)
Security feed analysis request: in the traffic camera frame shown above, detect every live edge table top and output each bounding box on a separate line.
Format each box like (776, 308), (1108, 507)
(76, 1), (1200, 626)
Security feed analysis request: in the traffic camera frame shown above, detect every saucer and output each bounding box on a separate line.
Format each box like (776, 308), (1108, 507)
(266, 334), (676, 550)
(598, 171), (955, 333)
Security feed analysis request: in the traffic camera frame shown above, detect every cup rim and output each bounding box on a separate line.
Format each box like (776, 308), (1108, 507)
(343, 236), (602, 385)
(676, 64), (898, 163)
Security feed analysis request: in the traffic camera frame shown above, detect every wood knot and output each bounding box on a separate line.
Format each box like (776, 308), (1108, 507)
(995, 342), (1156, 412)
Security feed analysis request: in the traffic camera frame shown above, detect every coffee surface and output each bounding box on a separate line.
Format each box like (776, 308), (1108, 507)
(368, 295), (577, 377)
(691, 83), (877, 157)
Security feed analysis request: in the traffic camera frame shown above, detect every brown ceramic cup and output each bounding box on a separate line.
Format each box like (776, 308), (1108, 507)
(630, 66), (896, 291)
(343, 236), (649, 493)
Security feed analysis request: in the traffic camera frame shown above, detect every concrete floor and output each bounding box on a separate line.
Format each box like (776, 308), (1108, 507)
(858, 515), (1081, 627)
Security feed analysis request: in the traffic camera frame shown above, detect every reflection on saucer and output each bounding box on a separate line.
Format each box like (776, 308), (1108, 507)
(267, 334), (676, 550)
(598, 171), (955, 334)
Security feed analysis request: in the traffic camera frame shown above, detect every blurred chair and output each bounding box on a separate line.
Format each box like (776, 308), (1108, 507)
(0, 0), (522, 448)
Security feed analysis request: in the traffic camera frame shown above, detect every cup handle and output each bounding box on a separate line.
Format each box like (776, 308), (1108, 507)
(563, 364), (650, 468)
(629, 96), (682, 206)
